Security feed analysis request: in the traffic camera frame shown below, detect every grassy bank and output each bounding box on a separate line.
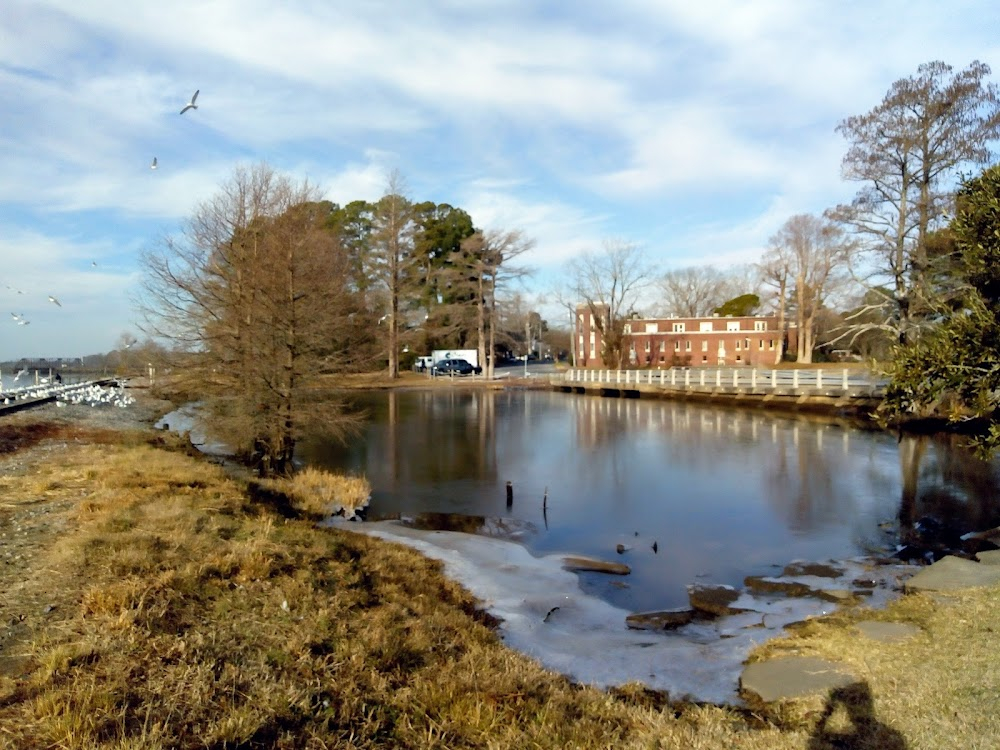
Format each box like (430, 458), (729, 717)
(0, 408), (997, 748)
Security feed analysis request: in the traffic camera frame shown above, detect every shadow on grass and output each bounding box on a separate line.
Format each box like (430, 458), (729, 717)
(807, 682), (907, 750)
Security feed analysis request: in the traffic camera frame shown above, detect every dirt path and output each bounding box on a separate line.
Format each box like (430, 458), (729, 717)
(0, 390), (172, 678)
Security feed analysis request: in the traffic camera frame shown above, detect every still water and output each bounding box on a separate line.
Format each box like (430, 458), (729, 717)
(298, 389), (1000, 613)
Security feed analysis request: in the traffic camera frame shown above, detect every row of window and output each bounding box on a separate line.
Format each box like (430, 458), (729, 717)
(621, 320), (771, 334)
(629, 339), (777, 353)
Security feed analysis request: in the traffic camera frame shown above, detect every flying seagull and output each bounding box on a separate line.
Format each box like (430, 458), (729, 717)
(17, 320), (29, 326)
(150, 157), (158, 170)
(91, 261), (98, 267)
(180, 89), (199, 115)
(48, 295), (62, 307)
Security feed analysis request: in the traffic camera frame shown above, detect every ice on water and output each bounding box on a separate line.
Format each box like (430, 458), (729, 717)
(335, 519), (902, 704)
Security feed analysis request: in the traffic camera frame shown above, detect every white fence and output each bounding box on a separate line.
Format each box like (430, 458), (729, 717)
(560, 367), (887, 396)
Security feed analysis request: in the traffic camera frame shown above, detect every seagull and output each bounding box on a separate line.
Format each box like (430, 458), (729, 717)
(10, 312), (21, 321)
(180, 89), (199, 115)
(91, 261), (98, 267)
(48, 295), (62, 307)
(17, 319), (29, 325)
(150, 157), (158, 170)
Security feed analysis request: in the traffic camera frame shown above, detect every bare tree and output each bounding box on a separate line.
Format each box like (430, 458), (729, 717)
(370, 171), (417, 379)
(138, 163), (361, 476)
(566, 239), (652, 368)
(656, 267), (742, 317)
(762, 214), (852, 363)
(451, 228), (534, 378)
(833, 60), (1000, 345)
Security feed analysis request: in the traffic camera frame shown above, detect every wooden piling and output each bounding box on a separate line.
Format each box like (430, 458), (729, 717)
(506, 481), (513, 507)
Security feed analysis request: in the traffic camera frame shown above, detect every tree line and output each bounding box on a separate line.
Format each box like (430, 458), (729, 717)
(561, 61), (1000, 369)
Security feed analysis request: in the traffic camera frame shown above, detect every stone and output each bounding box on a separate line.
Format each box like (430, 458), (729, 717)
(561, 556), (630, 575)
(815, 589), (857, 603)
(740, 657), (856, 703)
(855, 620), (921, 643)
(625, 608), (695, 630)
(975, 549), (1000, 566)
(744, 576), (814, 597)
(687, 584), (747, 617)
(781, 561), (844, 578)
(904, 555), (1000, 594)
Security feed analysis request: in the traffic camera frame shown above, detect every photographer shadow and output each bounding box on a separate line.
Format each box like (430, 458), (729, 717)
(807, 682), (907, 750)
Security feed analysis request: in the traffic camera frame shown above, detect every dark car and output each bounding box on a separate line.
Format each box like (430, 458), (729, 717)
(433, 358), (479, 376)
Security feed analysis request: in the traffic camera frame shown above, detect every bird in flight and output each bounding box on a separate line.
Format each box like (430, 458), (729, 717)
(91, 261), (98, 267)
(150, 157), (158, 170)
(17, 320), (29, 326)
(48, 295), (62, 307)
(180, 89), (200, 115)
(10, 312), (21, 321)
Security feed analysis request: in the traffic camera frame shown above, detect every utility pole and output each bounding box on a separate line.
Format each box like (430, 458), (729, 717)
(524, 317), (530, 377)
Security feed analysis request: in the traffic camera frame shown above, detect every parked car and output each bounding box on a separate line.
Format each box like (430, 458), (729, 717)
(433, 358), (480, 376)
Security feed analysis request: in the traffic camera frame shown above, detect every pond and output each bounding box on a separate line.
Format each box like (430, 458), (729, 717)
(297, 388), (1000, 615)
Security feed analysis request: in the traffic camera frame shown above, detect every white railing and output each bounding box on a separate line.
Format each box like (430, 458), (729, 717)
(559, 367), (886, 396)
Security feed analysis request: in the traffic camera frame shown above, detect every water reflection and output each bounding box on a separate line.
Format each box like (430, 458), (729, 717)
(296, 390), (1000, 612)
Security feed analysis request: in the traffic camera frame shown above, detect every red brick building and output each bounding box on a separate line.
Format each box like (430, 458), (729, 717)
(575, 304), (794, 368)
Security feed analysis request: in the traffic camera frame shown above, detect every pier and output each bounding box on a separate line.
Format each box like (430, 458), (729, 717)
(550, 367), (887, 416)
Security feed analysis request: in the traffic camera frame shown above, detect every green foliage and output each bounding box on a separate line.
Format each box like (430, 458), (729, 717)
(881, 164), (1000, 453)
(713, 293), (760, 317)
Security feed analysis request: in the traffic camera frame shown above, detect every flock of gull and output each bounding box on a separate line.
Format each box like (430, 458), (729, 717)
(5, 89), (199, 328)
(2, 90), (201, 414)
(0, 378), (136, 410)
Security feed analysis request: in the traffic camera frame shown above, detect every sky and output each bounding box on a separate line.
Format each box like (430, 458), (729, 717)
(2, 1), (999, 359)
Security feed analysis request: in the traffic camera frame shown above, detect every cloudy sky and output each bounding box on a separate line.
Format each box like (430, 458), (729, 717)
(2, 0), (998, 358)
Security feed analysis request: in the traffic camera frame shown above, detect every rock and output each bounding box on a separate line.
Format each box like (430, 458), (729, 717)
(687, 584), (747, 617)
(815, 589), (857, 603)
(740, 657), (856, 703)
(855, 620), (921, 643)
(615, 543), (629, 554)
(561, 556), (630, 575)
(781, 561), (844, 578)
(975, 549), (1000, 566)
(626, 608), (695, 630)
(904, 555), (1000, 593)
(743, 576), (814, 597)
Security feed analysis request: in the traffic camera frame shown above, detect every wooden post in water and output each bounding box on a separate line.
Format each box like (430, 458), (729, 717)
(506, 481), (513, 508)
(543, 486), (548, 511)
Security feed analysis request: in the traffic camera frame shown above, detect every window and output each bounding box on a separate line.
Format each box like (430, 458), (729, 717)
(659, 341), (666, 352)
(768, 339), (774, 350)
(702, 355), (708, 363)
(644, 340), (651, 352)
(736, 355), (742, 363)
(759, 339), (764, 349)
(699, 321), (713, 332)
(685, 341), (691, 351)
(754, 321), (767, 332)
(624, 323), (632, 334)
(674, 341), (680, 351)
(646, 323), (658, 333)
(735, 340), (741, 351)
(672, 322), (686, 333)
(701, 340), (708, 351)
(726, 321), (740, 332)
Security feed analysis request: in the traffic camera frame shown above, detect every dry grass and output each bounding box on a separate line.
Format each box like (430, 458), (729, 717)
(0, 423), (997, 748)
(260, 467), (371, 517)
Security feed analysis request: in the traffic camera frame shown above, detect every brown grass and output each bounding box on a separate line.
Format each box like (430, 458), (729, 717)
(259, 467), (371, 517)
(0, 423), (996, 748)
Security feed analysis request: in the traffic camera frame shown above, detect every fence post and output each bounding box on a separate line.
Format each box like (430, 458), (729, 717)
(715, 370), (721, 387)
(842, 368), (849, 391)
(684, 370), (690, 387)
(817, 369), (823, 389)
(793, 370), (800, 389)
(671, 369), (676, 386)
(771, 370), (777, 390)
(660, 370), (665, 385)
(699, 370), (705, 387)
(751, 369), (757, 389)
(733, 369), (739, 388)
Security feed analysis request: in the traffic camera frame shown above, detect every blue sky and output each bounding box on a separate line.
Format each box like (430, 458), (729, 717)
(2, 0), (999, 358)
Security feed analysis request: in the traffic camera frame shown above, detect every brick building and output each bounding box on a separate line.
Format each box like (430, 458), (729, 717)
(575, 304), (794, 368)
